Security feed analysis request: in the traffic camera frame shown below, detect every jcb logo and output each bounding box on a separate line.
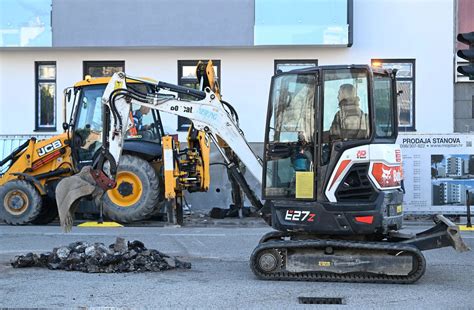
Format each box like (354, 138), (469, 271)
(285, 210), (315, 222)
(37, 140), (62, 157)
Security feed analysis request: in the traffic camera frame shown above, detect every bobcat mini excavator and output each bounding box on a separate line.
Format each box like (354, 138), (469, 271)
(58, 64), (469, 283)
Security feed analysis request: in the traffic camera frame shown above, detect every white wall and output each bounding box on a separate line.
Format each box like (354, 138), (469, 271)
(0, 0), (454, 142)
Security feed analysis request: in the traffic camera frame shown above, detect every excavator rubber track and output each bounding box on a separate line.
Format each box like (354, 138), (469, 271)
(250, 233), (426, 284)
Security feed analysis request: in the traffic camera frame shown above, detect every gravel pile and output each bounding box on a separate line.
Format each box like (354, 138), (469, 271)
(11, 237), (191, 273)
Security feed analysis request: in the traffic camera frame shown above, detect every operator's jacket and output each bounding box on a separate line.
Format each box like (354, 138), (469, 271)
(329, 98), (369, 141)
(132, 110), (145, 131)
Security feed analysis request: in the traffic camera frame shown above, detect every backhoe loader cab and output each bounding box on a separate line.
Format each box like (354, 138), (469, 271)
(263, 65), (402, 235)
(68, 78), (165, 168)
(64, 77), (166, 222)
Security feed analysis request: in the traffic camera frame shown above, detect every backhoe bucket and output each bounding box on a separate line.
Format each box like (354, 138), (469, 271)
(402, 215), (470, 252)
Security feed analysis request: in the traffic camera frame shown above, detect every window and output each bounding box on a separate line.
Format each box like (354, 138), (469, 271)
(269, 74), (316, 143)
(254, 0), (352, 46)
(83, 61), (125, 78)
(274, 59), (318, 74)
(1, 0), (52, 47)
(373, 74), (395, 138)
(265, 73), (317, 198)
(372, 59), (415, 131)
(35, 62), (56, 131)
(177, 60), (221, 131)
(323, 68), (370, 142)
(73, 84), (105, 165)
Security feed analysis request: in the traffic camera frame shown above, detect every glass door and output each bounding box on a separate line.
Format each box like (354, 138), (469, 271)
(264, 73), (317, 199)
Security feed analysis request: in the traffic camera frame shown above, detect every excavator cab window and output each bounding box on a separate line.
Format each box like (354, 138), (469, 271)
(265, 73), (316, 198)
(322, 69), (370, 143)
(126, 83), (164, 142)
(320, 69), (370, 166)
(73, 84), (104, 166)
(373, 73), (396, 139)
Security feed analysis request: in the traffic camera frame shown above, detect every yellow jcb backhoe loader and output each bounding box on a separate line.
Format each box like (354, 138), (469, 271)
(0, 61), (219, 225)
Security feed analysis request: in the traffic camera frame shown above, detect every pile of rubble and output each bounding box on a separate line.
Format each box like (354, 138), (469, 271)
(11, 237), (191, 273)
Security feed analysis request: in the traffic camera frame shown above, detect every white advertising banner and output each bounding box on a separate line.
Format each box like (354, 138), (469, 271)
(397, 133), (474, 214)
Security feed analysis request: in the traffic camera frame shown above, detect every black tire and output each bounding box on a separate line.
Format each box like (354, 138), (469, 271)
(103, 155), (160, 223)
(0, 180), (42, 225)
(31, 196), (58, 225)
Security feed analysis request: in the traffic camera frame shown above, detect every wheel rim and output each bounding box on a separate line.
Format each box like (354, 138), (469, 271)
(107, 171), (143, 207)
(258, 251), (279, 272)
(4, 189), (29, 215)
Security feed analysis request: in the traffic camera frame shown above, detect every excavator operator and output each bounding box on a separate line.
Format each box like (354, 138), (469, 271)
(329, 83), (369, 141)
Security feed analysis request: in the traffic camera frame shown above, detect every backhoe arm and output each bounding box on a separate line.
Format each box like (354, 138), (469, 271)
(96, 72), (264, 209)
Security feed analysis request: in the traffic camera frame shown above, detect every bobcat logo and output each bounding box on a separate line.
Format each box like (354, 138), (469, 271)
(381, 167), (392, 185)
(381, 167), (402, 186)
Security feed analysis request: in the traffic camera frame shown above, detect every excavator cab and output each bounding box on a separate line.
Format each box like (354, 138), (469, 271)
(63, 78), (167, 223)
(263, 65), (401, 235)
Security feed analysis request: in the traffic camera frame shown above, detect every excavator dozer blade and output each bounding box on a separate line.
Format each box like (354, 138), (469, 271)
(401, 215), (470, 253)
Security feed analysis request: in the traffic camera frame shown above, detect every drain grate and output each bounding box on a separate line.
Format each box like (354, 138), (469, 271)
(298, 297), (344, 305)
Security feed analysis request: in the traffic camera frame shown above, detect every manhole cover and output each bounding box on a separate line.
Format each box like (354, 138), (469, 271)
(298, 297), (344, 305)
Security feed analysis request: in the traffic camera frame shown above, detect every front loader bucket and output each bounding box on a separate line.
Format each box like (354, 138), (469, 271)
(402, 215), (470, 252)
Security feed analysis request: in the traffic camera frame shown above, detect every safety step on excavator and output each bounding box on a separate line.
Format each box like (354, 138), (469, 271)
(57, 63), (469, 283)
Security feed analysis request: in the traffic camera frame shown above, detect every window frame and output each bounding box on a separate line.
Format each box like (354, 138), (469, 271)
(35, 61), (57, 132)
(371, 58), (416, 131)
(274, 59), (318, 74)
(83, 60), (125, 78)
(177, 60), (221, 131)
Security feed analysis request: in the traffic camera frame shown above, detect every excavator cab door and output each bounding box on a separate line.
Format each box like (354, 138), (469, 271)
(263, 72), (318, 200)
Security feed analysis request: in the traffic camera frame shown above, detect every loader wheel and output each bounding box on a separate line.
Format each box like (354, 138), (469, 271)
(103, 155), (160, 223)
(0, 180), (42, 225)
(31, 196), (58, 225)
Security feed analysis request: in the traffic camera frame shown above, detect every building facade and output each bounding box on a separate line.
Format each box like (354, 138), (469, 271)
(440, 182), (467, 205)
(0, 0), (457, 143)
(446, 156), (464, 177)
(1, 0), (468, 212)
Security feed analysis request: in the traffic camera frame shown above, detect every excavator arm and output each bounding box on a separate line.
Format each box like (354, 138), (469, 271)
(94, 72), (264, 212)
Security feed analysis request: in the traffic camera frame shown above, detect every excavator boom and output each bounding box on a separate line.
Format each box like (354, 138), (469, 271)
(102, 72), (262, 183)
(96, 72), (264, 212)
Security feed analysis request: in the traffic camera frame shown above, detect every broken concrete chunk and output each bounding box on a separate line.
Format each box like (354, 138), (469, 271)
(84, 245), (96, 257)
(128, 240), (146, 252)
(163, 257), (176, 268)
(114, 237), (128, 253)
(56, 247), (71, 260)
(11, 237), (191, 273)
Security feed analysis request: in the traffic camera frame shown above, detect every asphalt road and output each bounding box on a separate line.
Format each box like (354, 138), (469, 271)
(0, 223), (473, 309)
